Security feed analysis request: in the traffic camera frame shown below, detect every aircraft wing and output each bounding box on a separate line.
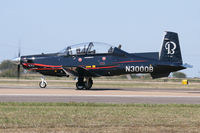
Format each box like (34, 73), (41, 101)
(62, 66), (99, 77)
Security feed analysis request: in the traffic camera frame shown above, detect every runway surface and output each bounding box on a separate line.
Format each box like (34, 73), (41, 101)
(1, 86), (200, 104)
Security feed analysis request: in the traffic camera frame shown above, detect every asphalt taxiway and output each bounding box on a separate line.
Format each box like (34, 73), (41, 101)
(0, 86), (200, 104)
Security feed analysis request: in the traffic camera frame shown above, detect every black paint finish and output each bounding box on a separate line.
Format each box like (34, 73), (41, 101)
(20, 32), (186, 80)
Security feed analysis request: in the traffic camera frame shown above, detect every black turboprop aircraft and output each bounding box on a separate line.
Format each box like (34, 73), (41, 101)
(13, 31), (189, 90)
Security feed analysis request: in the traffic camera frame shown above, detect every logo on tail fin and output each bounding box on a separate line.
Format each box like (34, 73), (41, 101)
(165, 41), (176, 55)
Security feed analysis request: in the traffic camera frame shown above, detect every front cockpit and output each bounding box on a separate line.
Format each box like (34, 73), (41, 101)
(59, 42), (115, 55)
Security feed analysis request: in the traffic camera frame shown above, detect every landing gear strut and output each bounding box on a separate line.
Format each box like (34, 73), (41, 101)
(39, 76), (47, 88)
(76, 77), (93, 90)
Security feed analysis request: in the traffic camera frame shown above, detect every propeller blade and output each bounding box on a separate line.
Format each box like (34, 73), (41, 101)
(18, 46), (21, 57)
(17, 64), (20, 79)
(17, 42), (21, 79)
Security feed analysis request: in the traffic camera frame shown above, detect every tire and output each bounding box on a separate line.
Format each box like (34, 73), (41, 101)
(39, 81), (47, 88)
(85, 79), (93, 90)
(76, 82), (84, 90)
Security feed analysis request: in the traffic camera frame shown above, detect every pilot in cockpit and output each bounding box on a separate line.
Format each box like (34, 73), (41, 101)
(81, 46), (86, 54)
(108, 47), (113, 53)
(76, 48), (80, 54)
(66, 46), (72, 55)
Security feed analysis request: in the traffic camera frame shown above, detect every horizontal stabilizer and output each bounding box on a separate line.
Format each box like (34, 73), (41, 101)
(182, 63), (193, 68)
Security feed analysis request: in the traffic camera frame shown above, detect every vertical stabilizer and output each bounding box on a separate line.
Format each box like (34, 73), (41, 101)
(159, 31), (183, 65)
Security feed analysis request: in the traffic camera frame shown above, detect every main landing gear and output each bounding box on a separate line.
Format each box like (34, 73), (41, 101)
(39, 76), (47, 88)
(76, 77), (93, 90)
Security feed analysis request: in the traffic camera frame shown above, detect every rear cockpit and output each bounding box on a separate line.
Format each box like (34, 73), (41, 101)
(59, 42), (115, 55)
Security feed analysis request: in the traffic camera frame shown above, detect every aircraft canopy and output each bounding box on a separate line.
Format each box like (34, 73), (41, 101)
(59, 42), (115, 55)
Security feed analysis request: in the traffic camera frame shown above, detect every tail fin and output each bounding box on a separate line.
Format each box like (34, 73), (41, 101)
(159, 31), (183, 65)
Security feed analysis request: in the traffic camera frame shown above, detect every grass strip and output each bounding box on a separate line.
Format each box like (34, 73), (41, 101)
(0, 102), (200, 132)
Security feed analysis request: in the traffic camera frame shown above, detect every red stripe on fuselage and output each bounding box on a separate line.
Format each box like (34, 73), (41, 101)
(23, 63), (119, 71)
(29, 68), (62, 71)
(85, 65), (119, 69)
(22, 63), (62, 68)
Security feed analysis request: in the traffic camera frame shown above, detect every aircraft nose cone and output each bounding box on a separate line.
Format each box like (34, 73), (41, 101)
(11, 57), (21, 64)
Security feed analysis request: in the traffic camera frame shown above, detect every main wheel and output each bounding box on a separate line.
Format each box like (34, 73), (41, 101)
(85, 78), (93, 90)
(39, 81), (47, 88)
(76, 82), (84, 90)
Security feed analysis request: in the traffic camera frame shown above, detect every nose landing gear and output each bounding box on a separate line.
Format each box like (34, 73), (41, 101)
(39, 76), (47, 88)
(76, 77), (93, 90)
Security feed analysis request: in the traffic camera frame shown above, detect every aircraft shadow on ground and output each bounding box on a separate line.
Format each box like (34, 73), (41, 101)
(87, 88), (123, 91)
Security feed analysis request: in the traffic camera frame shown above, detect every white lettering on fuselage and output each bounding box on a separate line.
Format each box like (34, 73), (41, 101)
(125, 66), (153, 73)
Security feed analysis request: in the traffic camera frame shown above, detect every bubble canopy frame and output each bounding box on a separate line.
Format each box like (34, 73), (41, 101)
(59, 42), (115, 55)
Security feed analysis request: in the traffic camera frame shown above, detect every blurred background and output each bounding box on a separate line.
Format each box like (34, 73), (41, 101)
(0, 0), (199, 78)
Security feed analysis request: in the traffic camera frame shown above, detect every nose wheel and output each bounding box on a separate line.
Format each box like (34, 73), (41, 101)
(76, 77), (93, 90)
(39, 76), (47, 88)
